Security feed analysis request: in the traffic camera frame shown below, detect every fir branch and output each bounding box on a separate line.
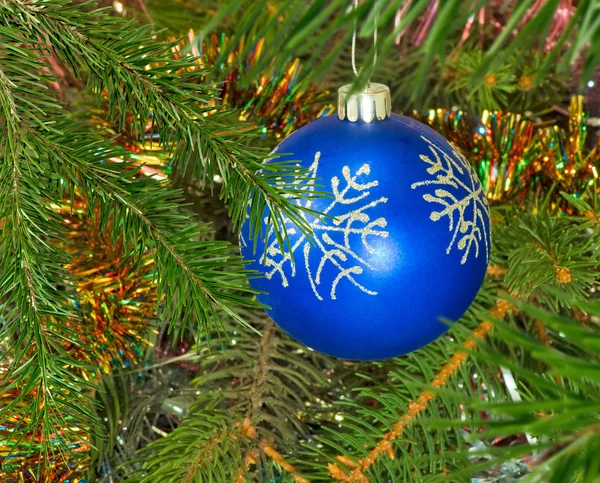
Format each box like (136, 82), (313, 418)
(434, 297), (600, 481)
(495, 207), (600, 308)
(246, 325), (275, 424)
(0, 35), (261, 340)
(1, 0), (324, 247)
(124, 313), (329, 482)
(281, 289), (505, 482)
(124, 411), (246, 483)
(28, 123), (264, 338)
(0, 2), (321, 466)
(327, 301), (507, 483)
(0, 9), (265, 339)
(0, 110), (99, 464)
(241, 324), (310, 483)
(0, 36), (100, 462)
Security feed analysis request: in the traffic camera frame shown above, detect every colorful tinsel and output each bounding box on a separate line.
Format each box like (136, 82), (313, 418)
(0, 195), (158, 479)
(172, 31), (334, 138)
(0, 366), (90, 483)
(417, 96), (600, 205)
(56, 196), (158, 375)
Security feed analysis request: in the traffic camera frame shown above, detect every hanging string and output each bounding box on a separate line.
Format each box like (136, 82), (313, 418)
(373, 3), (377, 77)
(351, 0), (359, 77)
(350, 0), (378, 83)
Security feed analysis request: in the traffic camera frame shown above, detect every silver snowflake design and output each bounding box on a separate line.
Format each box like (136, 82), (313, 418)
(411, 135), (490, 265)
(260, 152), (389, 301)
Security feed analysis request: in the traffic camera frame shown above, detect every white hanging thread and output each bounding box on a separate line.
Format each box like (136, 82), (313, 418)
(373, 2), (377, 76)
(351, 0), (359, 77)
(350, 0), (378, 83)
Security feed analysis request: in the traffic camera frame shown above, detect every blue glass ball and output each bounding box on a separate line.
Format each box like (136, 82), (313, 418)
(241, 114), (490, 360)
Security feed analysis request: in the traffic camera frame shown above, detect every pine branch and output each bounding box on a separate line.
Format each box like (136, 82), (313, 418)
(0, 27), (263, 342)
(124, 410), (247, 483)
(494, 204), (600, 308)
(1, 0), (324, 247)
(434, 297), (600, 481)
(311, 302), (507, 483)
(124, 312), (329, 482)
(28, 122), (264, 339)
(0, 59), (100, 462)
(333, 320), (499, 482)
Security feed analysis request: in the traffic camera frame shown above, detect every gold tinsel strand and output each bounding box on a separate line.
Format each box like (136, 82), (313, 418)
(260, 440), (309, 483)
(232, 417), (309, 483)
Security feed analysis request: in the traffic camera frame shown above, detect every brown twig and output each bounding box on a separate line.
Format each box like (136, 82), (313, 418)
(261, 440), (309, 483)
(133, 0), (154, 25)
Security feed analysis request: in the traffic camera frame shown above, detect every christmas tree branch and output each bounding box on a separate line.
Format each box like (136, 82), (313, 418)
(246, 325), (275, 424)
(0, 45), (100, 456)
(0, 146), (95, 458)
(498, 206), (600, 307)
(124, 411), (247, 483)
(240, 325), (310, 483)
(33, 124), (263, 338)
(0, 42), (261, 340)
(124, 315), (329, 481)
(326, 300), (511, 483)
(2, 0), (323, 247)
(0, 1), (325, 467)
(240, 300), (510, 483)
(434, 292), (600, 481)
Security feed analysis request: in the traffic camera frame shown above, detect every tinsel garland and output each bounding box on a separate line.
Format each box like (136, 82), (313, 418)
(172, 31), (334, 138)
(55, 197), (158, 375)
(417, 96), (599, 205)
(0, 369), (90, 482)
(0, 196), (157, 481)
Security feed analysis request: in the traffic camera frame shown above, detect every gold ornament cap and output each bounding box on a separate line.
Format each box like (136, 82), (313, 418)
(338, 83), (391, 123)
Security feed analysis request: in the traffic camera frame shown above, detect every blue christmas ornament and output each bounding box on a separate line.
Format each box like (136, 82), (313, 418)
(241, 83), (490, 360)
